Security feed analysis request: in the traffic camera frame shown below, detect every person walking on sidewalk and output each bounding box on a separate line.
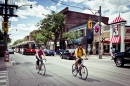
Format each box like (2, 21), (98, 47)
(111, 47), (115, 60)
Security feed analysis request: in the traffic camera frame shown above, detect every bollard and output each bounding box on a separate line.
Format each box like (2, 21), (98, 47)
(4, 50), (9, 62)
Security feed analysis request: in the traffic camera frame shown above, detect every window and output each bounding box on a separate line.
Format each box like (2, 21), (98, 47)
(79, 29), (84, 37)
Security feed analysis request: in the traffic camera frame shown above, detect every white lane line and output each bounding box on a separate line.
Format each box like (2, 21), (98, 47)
(0, 79), (6, 83)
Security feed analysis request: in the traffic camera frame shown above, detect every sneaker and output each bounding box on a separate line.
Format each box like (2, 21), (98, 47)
(79, 72), (82, 76)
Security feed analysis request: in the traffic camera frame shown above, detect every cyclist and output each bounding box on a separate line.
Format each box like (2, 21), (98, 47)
(74, 43), (88, 71)
(35, 46), (46, 69)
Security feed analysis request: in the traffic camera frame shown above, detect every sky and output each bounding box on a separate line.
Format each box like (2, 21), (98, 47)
(0, 0), (130, 45)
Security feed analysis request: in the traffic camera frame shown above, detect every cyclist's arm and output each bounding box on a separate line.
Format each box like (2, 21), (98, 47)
(75, 49), (78, 59)
(83, 49), (88, 60)
(36, 50), (40, 59)
(42, 50), (46, 60)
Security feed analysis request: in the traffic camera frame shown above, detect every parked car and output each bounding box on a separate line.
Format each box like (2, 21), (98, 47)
(59, 49), (64, 57)
(8, 48), (14, 54)
(113, 48), (130, 67)
(44, 49), (54, 56)
(61, 49), (75, 60)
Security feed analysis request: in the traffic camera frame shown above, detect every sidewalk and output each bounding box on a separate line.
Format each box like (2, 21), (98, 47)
(87, 55), (112, 60)
(0, 57), (12, 69)
(0, 58), (6, 69)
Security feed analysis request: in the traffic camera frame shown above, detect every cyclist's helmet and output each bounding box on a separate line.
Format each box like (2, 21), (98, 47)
(78, 43), (82, 46)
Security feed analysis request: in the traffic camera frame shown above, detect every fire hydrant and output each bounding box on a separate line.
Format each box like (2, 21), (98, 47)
(4, 50), (9, 62)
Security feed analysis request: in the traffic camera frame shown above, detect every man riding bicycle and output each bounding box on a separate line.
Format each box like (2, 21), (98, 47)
(74, 43), (88, 69)
(35, 46), (46, 69)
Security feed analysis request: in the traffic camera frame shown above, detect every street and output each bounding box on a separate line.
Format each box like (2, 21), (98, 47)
(4, 53), (130, 86)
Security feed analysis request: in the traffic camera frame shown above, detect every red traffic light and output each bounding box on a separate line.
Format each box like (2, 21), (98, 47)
(94, 26), (99, 33)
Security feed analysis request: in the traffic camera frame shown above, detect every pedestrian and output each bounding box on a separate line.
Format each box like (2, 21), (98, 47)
(111, 47), (115, 60)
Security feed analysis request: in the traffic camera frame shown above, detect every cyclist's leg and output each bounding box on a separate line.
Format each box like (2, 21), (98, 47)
(75, 58), (79, 68)
(36, 56), (39, 66)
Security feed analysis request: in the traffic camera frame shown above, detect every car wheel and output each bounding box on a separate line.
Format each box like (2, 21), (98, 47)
(115, 57), (124, 67)
(52, 54), (54, 56)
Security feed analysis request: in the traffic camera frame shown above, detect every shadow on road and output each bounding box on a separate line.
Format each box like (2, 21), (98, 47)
(44, 74), (53, 77)
(86, 78), (101, 82)
(120, 66), (130, 69)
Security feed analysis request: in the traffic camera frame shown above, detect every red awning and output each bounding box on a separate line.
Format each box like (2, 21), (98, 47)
(111, 36), (121, 43)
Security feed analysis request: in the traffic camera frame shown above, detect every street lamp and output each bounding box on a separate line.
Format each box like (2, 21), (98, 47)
(17, 4), (32, 9)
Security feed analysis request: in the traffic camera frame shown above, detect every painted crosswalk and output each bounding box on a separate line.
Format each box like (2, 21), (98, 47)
(0, 71), (7, 86)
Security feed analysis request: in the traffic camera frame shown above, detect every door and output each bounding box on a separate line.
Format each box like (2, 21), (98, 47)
(124, 48), (130, 63)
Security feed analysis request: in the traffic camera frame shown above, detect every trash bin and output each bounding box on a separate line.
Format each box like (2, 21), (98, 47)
(4, 50), (9, 62)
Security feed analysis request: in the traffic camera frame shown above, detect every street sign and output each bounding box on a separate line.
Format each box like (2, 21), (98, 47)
(2, 22), (8, 33)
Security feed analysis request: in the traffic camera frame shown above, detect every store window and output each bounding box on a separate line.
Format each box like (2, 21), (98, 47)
(103, 45), (109, 53)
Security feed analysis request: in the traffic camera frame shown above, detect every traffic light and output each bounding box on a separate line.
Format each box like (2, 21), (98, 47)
(2, 22), (8, 33)
(94, 25), (99, 33)
(88, 20), (92, 29)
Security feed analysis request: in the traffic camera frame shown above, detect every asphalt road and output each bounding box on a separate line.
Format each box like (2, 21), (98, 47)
(6, 53), (130, 86)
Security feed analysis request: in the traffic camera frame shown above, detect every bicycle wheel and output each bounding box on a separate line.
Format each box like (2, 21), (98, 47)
(80, 65), (88, 80)
(72, 64), (78, 76)
(40, 63), (46, 76)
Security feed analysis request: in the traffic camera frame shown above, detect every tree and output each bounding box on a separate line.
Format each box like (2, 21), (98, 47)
(8, 38), (11, 44)
(39, 11), (65, 51)
(13, 39), (24, 45)
(30, 29), (52, 48)
(62, 30), (82, 48)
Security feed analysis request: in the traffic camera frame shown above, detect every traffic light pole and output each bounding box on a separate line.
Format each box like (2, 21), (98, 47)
(98, 6), (102, 59)
(4, 0), (8, 51)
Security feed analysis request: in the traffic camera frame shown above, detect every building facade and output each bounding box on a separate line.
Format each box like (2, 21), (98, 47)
(110, 16), (130, 53)
(59, 7), (109, 51)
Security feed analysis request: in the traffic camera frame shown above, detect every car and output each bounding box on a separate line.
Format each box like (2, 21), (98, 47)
(113, 48), (130, 67)
(61, 49), (75, 60)
(8, 48), (14, 54)
(59, 49), (64, 57)
(44, 49), (54, 56)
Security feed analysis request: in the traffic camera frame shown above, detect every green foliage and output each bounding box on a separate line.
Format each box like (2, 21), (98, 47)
(13, 39), (23, 45)
(31, 30), (51, 46)
(8, 38), (11, 43)
(37, 11), (65, 50)
(62, 30), (82, 41)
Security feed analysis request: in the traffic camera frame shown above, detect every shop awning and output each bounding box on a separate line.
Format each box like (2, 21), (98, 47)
(110, 36), (121, 43)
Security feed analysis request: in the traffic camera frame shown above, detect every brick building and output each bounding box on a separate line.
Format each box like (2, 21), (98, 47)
(60, 7), (109, 32)
(59, 7), (109, 51)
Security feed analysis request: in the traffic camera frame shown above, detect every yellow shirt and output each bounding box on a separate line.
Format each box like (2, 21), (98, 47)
(74, 48), (86, 58)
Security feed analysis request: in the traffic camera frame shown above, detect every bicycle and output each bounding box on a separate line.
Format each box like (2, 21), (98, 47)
(36, 59), (46, 76)
(72, 58), (88, 80)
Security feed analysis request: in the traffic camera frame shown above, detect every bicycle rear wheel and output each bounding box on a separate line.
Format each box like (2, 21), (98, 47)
(72, 64), (78, 76)
(80, 66), (88, 80)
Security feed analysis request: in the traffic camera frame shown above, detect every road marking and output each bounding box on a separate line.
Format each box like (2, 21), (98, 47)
(0, 71), (7, 86)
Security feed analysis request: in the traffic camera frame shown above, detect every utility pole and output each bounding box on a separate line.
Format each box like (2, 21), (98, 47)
(0, 0), (18, 51)
(98, 6), (102, 59)
(4, 0), (8, 51)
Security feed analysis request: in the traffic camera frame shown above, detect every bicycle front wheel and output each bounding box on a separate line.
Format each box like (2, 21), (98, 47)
(80, 66), (88, 80)
(40, 63), (46, 76)
(72, 64), (78, 77)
